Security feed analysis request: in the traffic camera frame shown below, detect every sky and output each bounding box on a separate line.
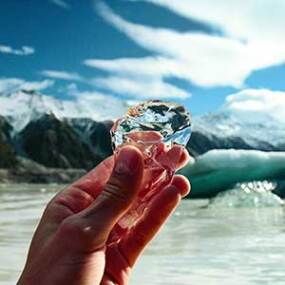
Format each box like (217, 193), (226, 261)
(0, 0), (285, 116)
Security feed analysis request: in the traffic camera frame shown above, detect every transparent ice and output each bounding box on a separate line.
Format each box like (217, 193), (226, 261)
(109, 100), (192, 244)
(111, 100), (192, 149)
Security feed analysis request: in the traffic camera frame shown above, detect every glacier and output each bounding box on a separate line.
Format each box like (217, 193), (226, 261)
(181, 149), (285, 198)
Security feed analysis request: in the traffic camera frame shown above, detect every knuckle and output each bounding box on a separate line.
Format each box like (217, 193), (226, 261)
(58, 217), (82, 236)
(103, 178), (129, 203)
(58, 217), (92, 244)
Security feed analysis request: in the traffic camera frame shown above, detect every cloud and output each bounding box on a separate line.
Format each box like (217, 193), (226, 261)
(0, 78), (54, 93)
(131, 0), (285, 45)
(222, 89), (285, 124)
(0, 45), (35, 56)
(84, 3), (192, 100)
(92, 75), (190, 99)
(85, 56), (175, 77)
(49, 0), (70, 9)
(21, 79), (54, 91)
(91, 1), (285, 88)
(62, 83), (79, 95)
(75, 91), (127, 121)
(41, 70), (82, 81)
(63, 83), (127, 120)
(0, 78), (22, 93)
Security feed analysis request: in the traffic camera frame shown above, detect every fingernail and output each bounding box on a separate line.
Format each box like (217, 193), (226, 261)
(114, 146), (142, 175)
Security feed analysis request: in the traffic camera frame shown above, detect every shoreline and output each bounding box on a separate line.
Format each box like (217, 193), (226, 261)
(0, 168), (87, 184)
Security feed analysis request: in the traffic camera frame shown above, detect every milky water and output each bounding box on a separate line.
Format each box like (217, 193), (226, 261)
(1, 184), (285, 285)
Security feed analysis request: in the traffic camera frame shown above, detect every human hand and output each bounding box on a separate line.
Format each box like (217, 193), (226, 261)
(18, 145), (190, 285)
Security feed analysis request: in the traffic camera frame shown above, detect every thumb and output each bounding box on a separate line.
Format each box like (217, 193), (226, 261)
(80, 145), (144, 244)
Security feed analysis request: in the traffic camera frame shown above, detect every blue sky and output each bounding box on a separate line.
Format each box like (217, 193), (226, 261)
(1, 0), (285, 116)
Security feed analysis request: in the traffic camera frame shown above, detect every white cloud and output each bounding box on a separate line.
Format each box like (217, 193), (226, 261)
(91, 1), (285, 88)
(63, 83), (79, 95)
(92, 75), (190, 99)
(50, 0), (70, 9)
(222, 89), (285, 124)
(0, 78), (22, 93)
(0, 45), (35, 56)
(21, 80), (54, 91)
(41, 70), (82, 81)
(58, 82), (129, 119)
(132, 0), (285, 45)
(62, 83), (127, 120)
(85, 56), (178, 78)
(75, 91), (127, 120)
(0, 78), (54, 93)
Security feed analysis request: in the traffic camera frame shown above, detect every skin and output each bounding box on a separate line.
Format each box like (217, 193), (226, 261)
(17, 145), (190, 285)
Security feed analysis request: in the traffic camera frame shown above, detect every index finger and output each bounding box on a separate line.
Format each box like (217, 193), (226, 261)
(119, 175), (190, 266)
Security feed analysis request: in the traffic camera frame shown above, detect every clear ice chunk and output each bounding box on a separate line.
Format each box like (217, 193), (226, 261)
(108, 100), (192, 244)
(111, 100), (192, 149)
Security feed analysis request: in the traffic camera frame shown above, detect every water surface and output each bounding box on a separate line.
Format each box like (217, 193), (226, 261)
(0, 184), (285, 285)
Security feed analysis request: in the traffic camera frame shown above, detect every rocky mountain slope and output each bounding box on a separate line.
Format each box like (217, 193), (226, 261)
(0, 116), (17, 168)
(19, 114), (102, 169)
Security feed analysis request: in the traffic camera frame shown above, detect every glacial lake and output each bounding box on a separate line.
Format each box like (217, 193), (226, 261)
(1, 184), (285, 285)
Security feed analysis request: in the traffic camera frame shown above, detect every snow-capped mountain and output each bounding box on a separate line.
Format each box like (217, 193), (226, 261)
(0, 89), (284, 198)
(0, 90), (123, 171)
(0, 89), (127, 132)
(192, 111), (285, 152)
(0, 88), (285, 159)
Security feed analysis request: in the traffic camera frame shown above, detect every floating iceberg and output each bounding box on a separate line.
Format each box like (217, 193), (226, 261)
(181, 149), (285, 198)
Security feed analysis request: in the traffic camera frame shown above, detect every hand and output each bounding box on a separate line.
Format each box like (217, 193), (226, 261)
(18, 145), (190, 285)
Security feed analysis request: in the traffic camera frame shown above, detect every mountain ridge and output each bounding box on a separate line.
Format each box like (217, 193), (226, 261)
(1, 90), (285, 198)
(0, 89), (284, 171)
